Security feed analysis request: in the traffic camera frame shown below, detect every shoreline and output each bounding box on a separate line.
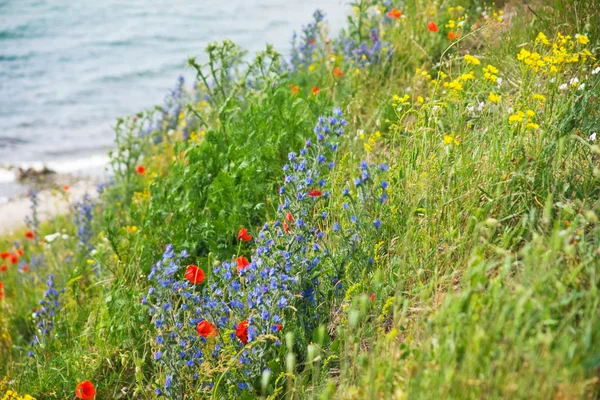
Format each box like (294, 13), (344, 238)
(0, 177), (101, 235)
(0, 152), (110, 234)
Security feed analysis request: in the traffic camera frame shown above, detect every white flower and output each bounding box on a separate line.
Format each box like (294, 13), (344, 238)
(367, 6), (381, 17)
(559, 83), (568, 91)
(578, 83), (586, 91)
(477, 102), (485, 112)
(44, 232), (61, 242)
(592, 66), (600, 75)
(590, 132), (597, 141)
(496, 77), (503, 87)
(62, 234), (69, 239)
(569, 77), (579, 86)
(467, 105), (475, 113)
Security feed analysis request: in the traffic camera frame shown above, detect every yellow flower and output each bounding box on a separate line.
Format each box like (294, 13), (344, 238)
(364, 142), (372, 153)
(575, 34), (589, 45)
(489, 92), (501, 103)
(443, 135), (459, 145)
(458, 72), (475, 81)
(483, 64), (500, 82)
(526, 122), (540, 130)
(464, 54), (481, 65)
(393, 94), (411, 108)
(444, 80), (463, 92)
(417, 96), (424, 103)
(484, 64), (499, 74)
(526, 109), (535, 117)
(508, 111), (525, 124)
(517, 48), (531, 61)
(533, 94), (546, 102)
(308, 64), (316, 72)
(86, 259), (95, 265)
(446, 20), (456, 29)
(535, 32), (550, 46)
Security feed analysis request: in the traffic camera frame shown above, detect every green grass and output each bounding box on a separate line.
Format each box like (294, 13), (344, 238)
(1, 0), (599, 399)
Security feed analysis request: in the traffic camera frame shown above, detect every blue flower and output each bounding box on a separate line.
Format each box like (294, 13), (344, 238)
(277, 297), (289, 309)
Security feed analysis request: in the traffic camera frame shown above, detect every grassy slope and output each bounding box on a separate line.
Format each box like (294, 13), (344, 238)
(1, 0), (599, 399)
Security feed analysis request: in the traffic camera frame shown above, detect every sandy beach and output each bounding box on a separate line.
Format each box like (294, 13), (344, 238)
(0, 180), (99, 234)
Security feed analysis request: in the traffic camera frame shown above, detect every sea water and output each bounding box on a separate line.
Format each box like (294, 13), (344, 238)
(0, 0), (346, 199)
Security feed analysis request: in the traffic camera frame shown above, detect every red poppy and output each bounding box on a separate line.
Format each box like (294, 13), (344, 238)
(308, 189), (322, 197)
(312, 87), (321, 96)
(275, 324), (283, 332)
(283, 222), (290, 234)
(16, 249), (23, 257)
(333, 67), (344, 77)
(447, 31), (460, 40)
(136, 165), (146, 175)
(237, 227), (252, 242)
(0, 252), (9, 260)
(196, 320), (218, 338)
(25, 230), (35, 239)
(369, 292), (376, 302)
(8, 254), (18, 265)
(0, 281), (3, 290)
(185, 265), (205, 284)
(290, 84), (299, 94)
(236, 256), (250, 274)
(0, 265), (7, 272)
(427, 22), (439, 32)
(64, 185), (70, 191)
(23, 265), (30, 273)
(387, 9), (402, 19)
(75, 380), (96, 400)
(236, 320), (249, 344)
(286, 212), (294, 222)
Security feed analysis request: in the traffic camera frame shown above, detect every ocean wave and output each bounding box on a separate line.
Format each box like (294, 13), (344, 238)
(0, 168), (16, 184)
(0, 153), (110, 181)
(0, 52), (38, 62)
(98, 61), (185, 83)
